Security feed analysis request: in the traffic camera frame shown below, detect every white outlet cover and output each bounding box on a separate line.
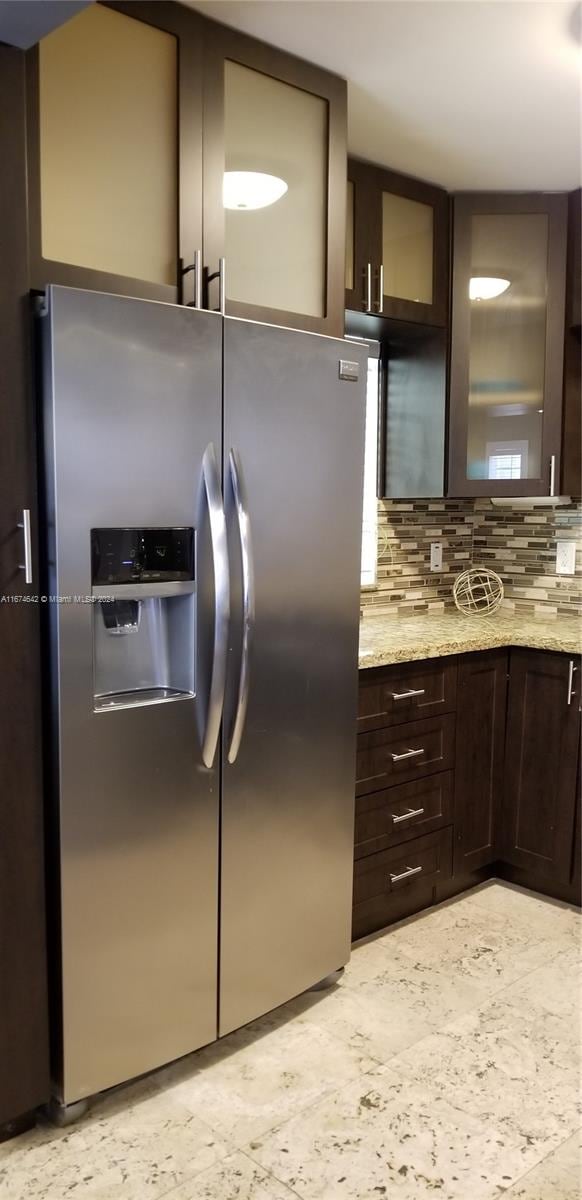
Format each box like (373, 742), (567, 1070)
(430, 542), (443, 572)
(556, 540), (576, 575)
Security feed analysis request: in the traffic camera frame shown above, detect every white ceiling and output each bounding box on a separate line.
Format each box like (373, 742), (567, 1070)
(185, 0), (581, 190)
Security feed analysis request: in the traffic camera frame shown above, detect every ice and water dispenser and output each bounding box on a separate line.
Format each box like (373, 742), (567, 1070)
(91, 528), (195, 710)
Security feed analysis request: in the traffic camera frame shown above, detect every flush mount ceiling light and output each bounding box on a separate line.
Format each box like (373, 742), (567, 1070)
(223, 171), (288, 211)
(470, 276), (511, 301)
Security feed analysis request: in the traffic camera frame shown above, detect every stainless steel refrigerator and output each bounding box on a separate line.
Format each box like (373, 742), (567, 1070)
(40, 285), (366, 1113)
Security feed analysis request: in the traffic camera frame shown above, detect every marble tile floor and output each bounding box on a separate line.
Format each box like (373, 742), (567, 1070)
(1, 882), (580, 1200)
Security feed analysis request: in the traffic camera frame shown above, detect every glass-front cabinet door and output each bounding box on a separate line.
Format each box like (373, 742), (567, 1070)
(448, 194), (568, 497)
(345, 160), (448, 326)
(202, 22), (346, 336)
(27, 1), (204, 302)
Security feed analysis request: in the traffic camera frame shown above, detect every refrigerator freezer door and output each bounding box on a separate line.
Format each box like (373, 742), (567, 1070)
(42, 287), (223, 1104)
(220, 319), (367, 1036)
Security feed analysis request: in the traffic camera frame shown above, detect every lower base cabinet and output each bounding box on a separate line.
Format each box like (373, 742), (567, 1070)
(454, 650), (508, 875)
(354, 646), (581, 942)
(501, 649), (580, 886)
(353, 827), (452, 940)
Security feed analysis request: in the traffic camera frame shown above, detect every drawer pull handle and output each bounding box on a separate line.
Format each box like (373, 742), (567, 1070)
(391, 687), (425, 701)
(389, 865), (423, 885)
(391, 806), (425, 824)
(391, 747), (425, 763)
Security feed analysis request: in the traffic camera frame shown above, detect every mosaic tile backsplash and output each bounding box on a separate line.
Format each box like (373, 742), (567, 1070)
(361, 498), (582, 619)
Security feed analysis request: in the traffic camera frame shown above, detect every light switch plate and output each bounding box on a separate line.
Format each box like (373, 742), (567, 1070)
(430, 542), (443, 572)
(556, 540), (576, 575)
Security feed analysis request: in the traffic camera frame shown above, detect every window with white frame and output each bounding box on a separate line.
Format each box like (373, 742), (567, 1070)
(486, 440), (529, 481)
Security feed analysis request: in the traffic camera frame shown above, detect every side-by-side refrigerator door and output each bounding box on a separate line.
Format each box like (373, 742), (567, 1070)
(42, 287), (224, 1105)
(220, 319), (367, 1036)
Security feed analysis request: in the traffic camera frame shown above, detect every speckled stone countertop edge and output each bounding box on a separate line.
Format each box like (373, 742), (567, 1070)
(358, 614), (582, 669)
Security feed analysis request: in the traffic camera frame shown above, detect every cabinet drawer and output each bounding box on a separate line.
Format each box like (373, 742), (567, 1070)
(355, 771), (453, 859)
(352, 827), (453, 940)
(356, 714), (455, 796)
(358, 658), (457, 732)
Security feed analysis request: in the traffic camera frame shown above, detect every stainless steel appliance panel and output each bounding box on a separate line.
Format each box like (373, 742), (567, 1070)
(220, 319), (367, 1035)
(43, 287), (222, 1103)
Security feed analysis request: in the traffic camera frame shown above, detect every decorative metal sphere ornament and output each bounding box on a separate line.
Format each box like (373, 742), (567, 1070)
(453, 566), (504, 615)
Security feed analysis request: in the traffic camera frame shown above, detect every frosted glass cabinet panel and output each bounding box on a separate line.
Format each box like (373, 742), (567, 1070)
(38, 4), (178, 287)
(466, 213), (548, 484)
(203, 22), (346, 335)
(345, 159), (448, 326)
(223, 61), (327, 318)
(382, 192), (433, 305)
(28, 1), (204, 302)
(448, 194), (568, 498)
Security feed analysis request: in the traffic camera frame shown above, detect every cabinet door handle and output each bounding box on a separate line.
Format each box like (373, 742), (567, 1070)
(391, 687), (425, 701)
(18, 508), (32, 584)
(391, 747), (425, 762)
(391, 806), (425, 825)
(180, 248), (202, 308)
(363, 262), (372, 312)
(376, 264), (384, 313)
(549, 454), (556, 497)
(567, 659), (578, 705)
(389, 865), (423, 885)
(208, 257), (226, 315)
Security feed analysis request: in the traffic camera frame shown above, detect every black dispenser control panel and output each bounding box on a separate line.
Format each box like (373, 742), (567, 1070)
(91, 528), (194, 584)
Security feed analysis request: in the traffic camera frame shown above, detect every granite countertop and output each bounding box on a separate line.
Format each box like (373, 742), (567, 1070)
(359, 609), (582, 669)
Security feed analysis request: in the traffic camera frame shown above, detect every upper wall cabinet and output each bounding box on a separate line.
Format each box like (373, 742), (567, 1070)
(346, 159), (449, 326)
(201, 21), (346, 335)
(27, 1), (203, 303)
(562, 189), (581, 497)
(27, 2), (347, 335)
(448, 193), (568, 498)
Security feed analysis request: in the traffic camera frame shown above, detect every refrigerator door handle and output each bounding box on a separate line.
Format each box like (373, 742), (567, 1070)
(227, 448), (255, 765)
(198, 443), (230, 769)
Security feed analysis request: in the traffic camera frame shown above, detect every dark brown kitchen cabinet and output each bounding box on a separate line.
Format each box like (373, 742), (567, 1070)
(27, 2), (347, 335)
(202, 19), (346, 335)
(357, 657), (457, 732)
(355, 772), (454, 858)
(353, 826), (453, 941)
(0, 45), (49, 1136)
(448, 192), (568, 498)
(346, 158), (449, 326)
(345, 159), (376, 314)
(562, 189), (581, 497)
(454, 650), (508, 875)
(501, 650), (580, 886)
(565, 188), (581, 330)
(378, 322), (447, 499)
(27, 1), (204, 304)
(357, 714), (456, 795)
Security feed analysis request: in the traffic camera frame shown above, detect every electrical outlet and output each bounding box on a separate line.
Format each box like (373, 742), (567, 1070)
(430, 542), (443, 572)
(556, 540), (576, 575)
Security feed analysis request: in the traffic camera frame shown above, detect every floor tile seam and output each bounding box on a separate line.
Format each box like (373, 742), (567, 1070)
(242, 1148), (305, 1199)
(238, 1058), (398, 1162)
(151, 1148), (304, 1200)
(365, 935), (577, 1006)
(463, 939), (582, 1011)
(201, 1054), (386, 1155)
(497, 1129), (582, 1195)
(147, 1077), (245, 1152)
(374, 995), (582, 1083)
(278, 1005), (390, 1067)
(137, 1138), (239, 1200)
(244, 1055), (578, 1186)
(348, 926), (561, 978)
(358, 1068), (582, 1183)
